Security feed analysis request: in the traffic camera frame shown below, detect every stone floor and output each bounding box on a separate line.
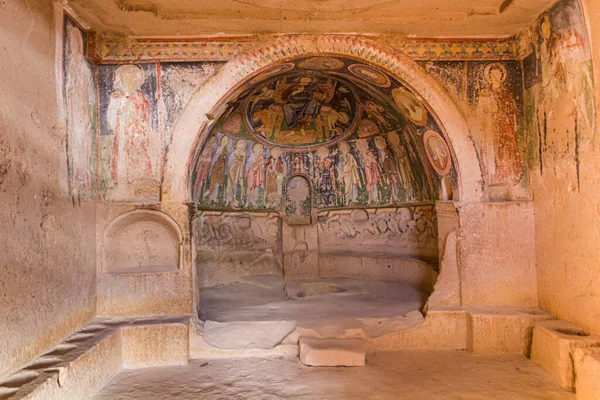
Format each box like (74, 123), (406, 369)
(94, 351), (573, 400)
(200, 276), (427, 324)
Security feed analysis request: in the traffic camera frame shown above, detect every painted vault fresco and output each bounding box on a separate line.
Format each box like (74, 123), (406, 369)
(523, 0), (594, 192)
(63, 16), (97, 200)
(191, 56), (458, 211)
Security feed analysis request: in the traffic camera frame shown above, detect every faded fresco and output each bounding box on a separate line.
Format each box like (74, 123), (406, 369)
(63, 16), (97, 200)
(317, 206), (438, 261)
(523, 0), (594, 191)
(285, 175), (312, 225)
(191, 56), (458, 211)
(468, 61), (526, 187)
(418, 61), (466, 107)
(98, 63), (160, 201)
(161, 62), (224, 148)
(195, 211), (282, 286)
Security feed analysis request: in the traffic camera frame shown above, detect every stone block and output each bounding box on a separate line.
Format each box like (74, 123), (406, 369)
(367, 309), (468, 352)
(427, 231), (460, 308)
(299, 337), (365, 367)
(121, 323), (189, 369)
(531, 319), (600, 391)
(467, 308), (552, 355)
(318, 254), (437, 292)
(202, 320), (297, 350)
(574, 348), (600, 400)
(458, 202), (538, 307)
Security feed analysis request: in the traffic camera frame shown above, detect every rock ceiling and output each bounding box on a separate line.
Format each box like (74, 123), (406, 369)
(67, 0), (558, 37)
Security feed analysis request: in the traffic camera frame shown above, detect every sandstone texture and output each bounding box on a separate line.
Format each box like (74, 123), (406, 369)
(299, 337), (366, 367)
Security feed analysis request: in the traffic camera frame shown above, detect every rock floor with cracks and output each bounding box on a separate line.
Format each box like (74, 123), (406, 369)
(94, 351), (573, 400)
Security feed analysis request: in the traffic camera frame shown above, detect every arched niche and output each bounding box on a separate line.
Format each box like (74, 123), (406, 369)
(103, 210), (183, 274)
(188, 54), (462, 212)
(162, 35), (483, 204)
(285, 174), (312, 225)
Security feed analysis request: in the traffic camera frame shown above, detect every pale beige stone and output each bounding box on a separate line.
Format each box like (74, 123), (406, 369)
(299, 337), (366, 367)
(574, 348), (600, 400)
(466, 308), (552, 355)
(96, 203), (193, 318)
(121, 323), (189, 369)
(531, 320), (600, 391)
(318, 254), (437, 292)
(427, 231), (460, 308)
(458, 202), (538, 307)
(368, 309), (468, 352)
(202, 320), (297, 350)
(65, 1), (558, 37)
(0, 318), (190, 399)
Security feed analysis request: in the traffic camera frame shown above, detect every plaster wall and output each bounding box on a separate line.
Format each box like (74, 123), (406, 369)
(532, 0), (600, 335)
(0, 0), (96, 379)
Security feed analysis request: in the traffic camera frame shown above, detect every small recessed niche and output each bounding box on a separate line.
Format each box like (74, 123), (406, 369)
(103, 210), (182, 274)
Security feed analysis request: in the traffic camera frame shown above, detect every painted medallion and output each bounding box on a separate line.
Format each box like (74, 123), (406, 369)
(392, 88), (428, 126)
(348, 64), (391, 87)
(423, 130), (451, 176)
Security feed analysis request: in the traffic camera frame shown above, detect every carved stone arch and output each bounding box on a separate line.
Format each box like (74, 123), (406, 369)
(162, 35), (483, 203)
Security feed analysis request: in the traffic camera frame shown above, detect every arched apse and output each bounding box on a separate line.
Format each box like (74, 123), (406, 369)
(162, 36), (483, 203)
(190, 55), (458, 210)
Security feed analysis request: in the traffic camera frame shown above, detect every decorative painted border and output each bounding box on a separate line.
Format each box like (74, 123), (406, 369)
(90, 34), (520, 64)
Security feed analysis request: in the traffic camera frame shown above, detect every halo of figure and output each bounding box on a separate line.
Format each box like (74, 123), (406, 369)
(297, 57), (345, 70)
(392, 88), (428, 126)
(348, 64), (391, 87)
(423, 130), (452, 176)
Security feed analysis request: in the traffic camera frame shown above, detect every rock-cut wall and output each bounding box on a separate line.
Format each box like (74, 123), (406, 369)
(0, 2), (97, 379)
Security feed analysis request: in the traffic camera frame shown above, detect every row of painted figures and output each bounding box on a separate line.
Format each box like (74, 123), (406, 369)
(193, 131), (423, 209)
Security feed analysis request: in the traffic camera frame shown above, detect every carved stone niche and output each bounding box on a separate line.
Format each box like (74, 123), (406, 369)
(284, 175), (313, 226)
(103, 210), (182, 274)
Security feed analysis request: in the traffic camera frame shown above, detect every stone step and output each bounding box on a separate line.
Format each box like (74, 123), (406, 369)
(299, 337), (365, 367)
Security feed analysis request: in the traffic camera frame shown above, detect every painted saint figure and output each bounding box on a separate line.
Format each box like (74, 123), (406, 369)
(375, 136), (402, 203)
(387, 132), (414, 199)
(65, 24), (94, 198)
(316, 146), (337, 206)
(246, 143), (265, 204)
(265, 147), (284, 207)
(206, 136), (229, 201)
(225, 139), (247, 206)
(107, 64), (153, 186)
(193, 136), (215, 198)
(337, 141), (360, 203)
(357, 139), (383, 204)
(476, 63), (523, 184)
